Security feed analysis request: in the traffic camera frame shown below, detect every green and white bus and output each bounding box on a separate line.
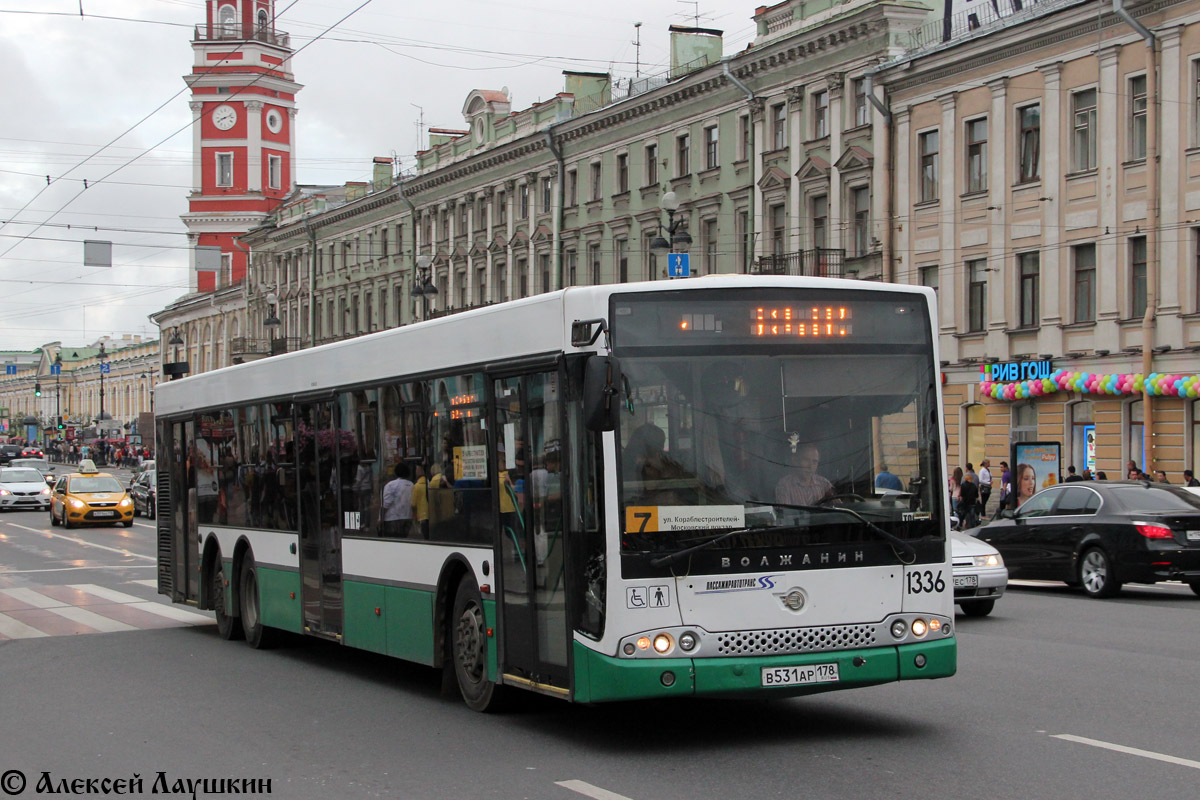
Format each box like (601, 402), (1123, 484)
(155, 276), (955, 710)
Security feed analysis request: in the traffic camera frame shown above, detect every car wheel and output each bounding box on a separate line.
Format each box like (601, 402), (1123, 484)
(959, 599), (995, 617)
(1079, 548), (1121, 598)
(212, 559), (243, 641)
(148, 500), (156, 521)
(451, 576), (505, 712)
(50, 508), (60, 526)
(239, 552), (276, 649)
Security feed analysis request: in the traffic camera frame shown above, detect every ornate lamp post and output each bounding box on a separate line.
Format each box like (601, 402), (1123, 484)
(412, 254), (439, 320)
(264, 291), (282, 353)
(648, 191), (693, 266)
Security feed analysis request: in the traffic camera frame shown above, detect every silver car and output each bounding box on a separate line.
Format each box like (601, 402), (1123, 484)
(950, 530), (1008, 617)
(0, 467), (54, 510)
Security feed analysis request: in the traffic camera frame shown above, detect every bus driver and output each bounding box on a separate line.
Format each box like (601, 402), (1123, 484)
(775, 440), (835, 506)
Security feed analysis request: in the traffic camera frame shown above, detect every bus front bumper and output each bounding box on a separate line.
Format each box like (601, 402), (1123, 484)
(572, 638), (956, 704)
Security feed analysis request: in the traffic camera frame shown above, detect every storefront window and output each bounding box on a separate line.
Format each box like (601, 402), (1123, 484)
(1011, 402), (1037, 446)
(1070, 401), (1095, 474)
(966, 404), (986, 468)
(1128, 400), (1144, 472)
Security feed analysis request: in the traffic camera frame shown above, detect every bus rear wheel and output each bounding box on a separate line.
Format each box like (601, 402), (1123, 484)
(213, 561), (243, 641)
(451, 577), (503, 712)
(239, 552), (276, 649)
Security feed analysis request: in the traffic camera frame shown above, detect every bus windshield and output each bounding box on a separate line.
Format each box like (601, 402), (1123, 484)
(613, 289), (944, 561)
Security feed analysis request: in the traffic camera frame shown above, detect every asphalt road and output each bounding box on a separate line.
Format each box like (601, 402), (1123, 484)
(1, 484), (1197, 800)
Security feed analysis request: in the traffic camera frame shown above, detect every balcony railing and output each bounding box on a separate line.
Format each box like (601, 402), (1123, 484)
(194, 24), (290, 48)
(751, 249), (845, 279)
(230, 337), (269, 357)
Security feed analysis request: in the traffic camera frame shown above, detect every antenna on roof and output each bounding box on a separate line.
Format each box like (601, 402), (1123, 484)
(634, 22), (642, 79)
(411, 104), (425, 149)
(675, 0), (713, 27)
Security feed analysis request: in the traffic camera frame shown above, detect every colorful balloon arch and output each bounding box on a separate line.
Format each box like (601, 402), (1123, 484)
(979, 367), (1200, 401)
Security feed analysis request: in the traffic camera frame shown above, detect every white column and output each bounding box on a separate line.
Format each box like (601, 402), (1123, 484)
(751, 98), (766, 259)
(872, 96), (892, 274)
(894, 107), (911, 283)
(1038, 61), (1065, 349)
(287, 108), (299, 189)
(190, 102), (204, 191)
(827, 73), (845, 252)
(246, 99), (263, 192)
(787, 87), (804, 254)
(1159, 27), (1184, 334)
(938, 92), (958, 343)
(987, 78), (1011, 355)
(1096, 46), (1121, 347)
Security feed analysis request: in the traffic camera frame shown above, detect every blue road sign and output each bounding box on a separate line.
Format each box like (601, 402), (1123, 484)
(668, 252), (690, 278)
(50, 364), (61, 375)
(100, 363), (111, 374)
(4, 365), (15, 375)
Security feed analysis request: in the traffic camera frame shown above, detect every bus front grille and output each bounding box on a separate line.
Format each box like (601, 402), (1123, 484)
(714, 624), (877, 656)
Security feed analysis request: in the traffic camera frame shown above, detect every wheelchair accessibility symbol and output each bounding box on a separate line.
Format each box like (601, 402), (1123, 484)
(626, 585), (671, 609)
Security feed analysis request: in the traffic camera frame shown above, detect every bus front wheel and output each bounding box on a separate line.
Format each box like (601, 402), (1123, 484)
(239, 552), (277, 649)
(451, 577), (503, 712)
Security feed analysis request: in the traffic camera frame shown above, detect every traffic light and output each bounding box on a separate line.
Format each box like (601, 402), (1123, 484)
(34, 382), (42, 397)
(57, 416), (64, 430)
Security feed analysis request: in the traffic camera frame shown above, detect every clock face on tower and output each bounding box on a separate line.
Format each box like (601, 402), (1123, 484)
(213, 104), (237, 130)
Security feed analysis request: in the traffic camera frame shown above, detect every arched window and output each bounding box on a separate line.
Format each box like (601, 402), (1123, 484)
(218, 4), (237, 36)
(257, 9), (269, 30)
(1069, 400), (1095, 474)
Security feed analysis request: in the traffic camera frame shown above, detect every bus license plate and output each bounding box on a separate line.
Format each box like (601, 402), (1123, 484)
(953, 575), (979, 587)
(761, 663), (839, 687)
(92, 510), (116, 518)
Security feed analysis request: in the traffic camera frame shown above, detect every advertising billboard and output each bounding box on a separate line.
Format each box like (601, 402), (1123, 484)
(1011, 441), (1061, 508)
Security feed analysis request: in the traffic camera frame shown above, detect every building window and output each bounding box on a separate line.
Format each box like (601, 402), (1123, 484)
(1074, 243), (1096, 323)
(1131, 236), (1147, 317)
(772, 103), (786, 150)
(738, 115), (750, 160)
(966, 404), (986, 471)
(676, 132), (690, 177)
(541, 177), (552, 213)
(703, 219), (718, 275)
(811, 195), (828, 251)
(1128, 399), (1145, 471)
(221, 253), (232, 287)
(1129, 74), (1147, 161)
(540, 252), (551, 293)
(588, 242), (601, 284)
(966, 118), (988, 193)
(616, 238), (628, 283)
(1072, 89), (1098, 172)
(381, 229), (388, 258)
(704, 125), (719, 170)
(267, 154), (281, 190)
(853, 78), (869, 127)
(1012, 402), (1038, 445)
(458, 203), (467, 234)
(919, 131), (939, 203)
(920, 265), (939, 292)
(566, 170), (577, 207)
(1017, 104), (1040, 183)
(1070, 401), (1095, 474)
(851, 186), (870, 257)
(516, 259), (528, 298)
(566, 250), (577, 286)
(216, 152), (233, 187)
(475, 196), (486, 227)
(519, 182), (529, 219)
(770, 203), (786, 256)
(591, 162), (602, 202)
(645, 142), (658, 186)
(616, 153), (629, 194)
(812, 91), (829, 139)
(441, 209), (449, 240)
(737, 209), (749, 272)
(966, 259), (987, 332)
(1194, 60), (1200, 146)
(1019, 251), (1040, 328)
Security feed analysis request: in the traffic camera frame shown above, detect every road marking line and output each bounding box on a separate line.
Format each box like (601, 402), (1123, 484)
(0, 587), (60, 609)
(130, 579), (158, 587)
(123, 601), (212, 624)
(0, 565), (156, 574)
(0, 612), (49, 639)
(555, 780), (635, 800)
(7, 524), (154, 561)
(47, 605), (137, 633)
(68, 583), (146, 604)
(1052, 734), (1200, 770)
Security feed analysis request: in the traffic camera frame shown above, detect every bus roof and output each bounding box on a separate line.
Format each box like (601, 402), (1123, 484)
(154, 276), (934, 417)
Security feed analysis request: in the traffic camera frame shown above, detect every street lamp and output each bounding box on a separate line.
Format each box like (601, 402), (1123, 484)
(97, 343), (107, 431)
(164, 326), (189, 381)
(648, 191), (692, 262)
(412, 254), (439, 320)
(54, 352), (63, 442)
(264, 291), (282, 354)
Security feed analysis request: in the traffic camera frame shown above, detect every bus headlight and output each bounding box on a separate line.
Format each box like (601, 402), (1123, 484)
(653, 633), (673, 654)
(678, 632), (698, 652)
(911, 618), (928, 638)
(890, 619), (908, 639)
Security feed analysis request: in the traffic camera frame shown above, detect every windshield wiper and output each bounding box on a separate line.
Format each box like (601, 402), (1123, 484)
(745, 498), (919, 564)
(648, 527), (757, 568)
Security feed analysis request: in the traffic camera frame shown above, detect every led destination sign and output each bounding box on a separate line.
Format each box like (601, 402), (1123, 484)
(751, 306), (852, 338)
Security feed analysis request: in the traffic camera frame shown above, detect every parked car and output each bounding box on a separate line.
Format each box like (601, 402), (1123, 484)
(969, 481), (1200, 598)
(0, 466), (53, 511)
(128, 459), (156, 487)
(129, 470), (157, 520)
(950, 531), (1007, 616)
(49, 459), (134, 528)
(8, 457), (55, 485)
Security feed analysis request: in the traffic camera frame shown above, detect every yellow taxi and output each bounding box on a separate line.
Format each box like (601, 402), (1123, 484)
(49, 459), (134, 529)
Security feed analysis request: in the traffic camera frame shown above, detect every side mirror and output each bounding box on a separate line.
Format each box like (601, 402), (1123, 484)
(582, 355), (622, 432)
(999, 508), (1015, 520)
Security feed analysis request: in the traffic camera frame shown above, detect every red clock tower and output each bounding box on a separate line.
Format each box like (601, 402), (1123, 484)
(183, 1), (301, 293)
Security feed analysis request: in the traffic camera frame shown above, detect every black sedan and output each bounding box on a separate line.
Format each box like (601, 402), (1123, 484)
(969, 481), (1200, 598)
(129, 471), (157, 520)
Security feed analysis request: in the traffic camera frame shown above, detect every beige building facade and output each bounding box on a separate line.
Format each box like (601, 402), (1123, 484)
(880, 0), (1200, 480)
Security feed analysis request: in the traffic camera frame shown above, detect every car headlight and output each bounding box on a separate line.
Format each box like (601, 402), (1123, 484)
(119, 496), (133, 507)
(972, 554), (1003, 567)
(68, 497), (86, 509)
(0, 489), (9, 496)
(40, 487), (51, 495)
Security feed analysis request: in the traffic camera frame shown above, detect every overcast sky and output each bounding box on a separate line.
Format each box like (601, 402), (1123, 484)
(0, 0), (759, 353)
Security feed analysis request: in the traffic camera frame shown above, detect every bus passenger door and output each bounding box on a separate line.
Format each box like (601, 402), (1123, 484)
(493, 371), (570, 694)
(295, 400), (343, 639)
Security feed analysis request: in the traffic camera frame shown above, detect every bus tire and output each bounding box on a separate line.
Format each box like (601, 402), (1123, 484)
(451, 576), (503, 712)
(239, 552), (277, 649)
(213, 560), (243, 641)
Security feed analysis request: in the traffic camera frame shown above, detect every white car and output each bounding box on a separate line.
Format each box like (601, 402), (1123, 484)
(950, 530), (1008, 617)
(0, 466), (54, 510)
